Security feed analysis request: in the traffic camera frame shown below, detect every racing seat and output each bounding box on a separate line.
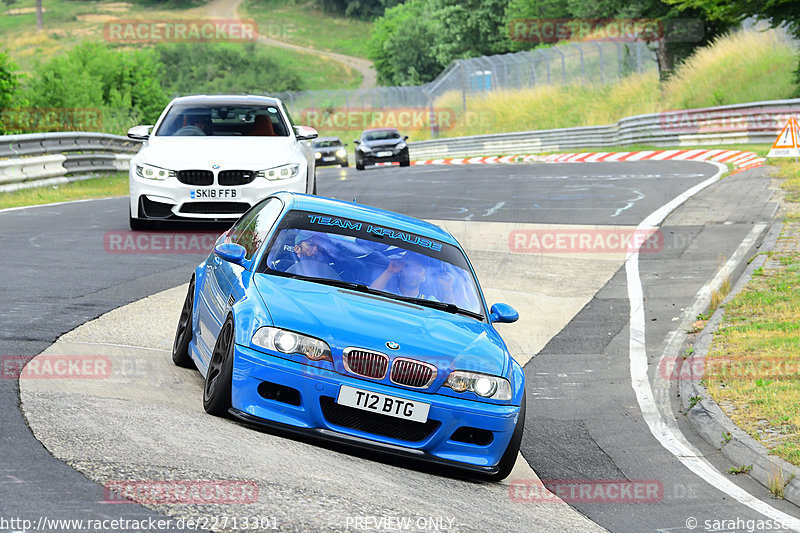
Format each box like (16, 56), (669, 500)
(249, 115), (276, 136)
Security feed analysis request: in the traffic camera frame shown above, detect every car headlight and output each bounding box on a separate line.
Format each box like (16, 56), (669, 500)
(358, 145), (371, 153)
(255, 163), (301, 181)
(336, 149), (347, 158)
(444, 371), (512, 400)
(252, 327), (332, 362)
(314, 152), (322, 159)
(135, 163), (176, 181)
(396, 142), (407, 151)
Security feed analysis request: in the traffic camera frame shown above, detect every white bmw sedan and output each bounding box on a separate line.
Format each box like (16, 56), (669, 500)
(127, 95), (318, 229)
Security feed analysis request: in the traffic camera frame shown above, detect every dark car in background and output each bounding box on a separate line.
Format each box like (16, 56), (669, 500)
(354, 128), (409, 170)
(312, 137), (349, 168)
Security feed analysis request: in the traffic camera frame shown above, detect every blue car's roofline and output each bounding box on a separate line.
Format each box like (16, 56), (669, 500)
(274, 192), (458, 246)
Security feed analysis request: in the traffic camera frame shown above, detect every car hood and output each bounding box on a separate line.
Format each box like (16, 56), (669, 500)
(362, 139), (403, 149)
(314, 146), (344, 154)
(135, 137), (304, 170)
(253, 274), (507, 377)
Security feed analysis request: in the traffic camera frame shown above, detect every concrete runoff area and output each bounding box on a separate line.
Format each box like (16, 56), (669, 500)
(20, 220), (624, 532)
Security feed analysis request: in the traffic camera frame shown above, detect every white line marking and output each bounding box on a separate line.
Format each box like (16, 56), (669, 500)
(625, 162), (800, 529)
(484, 202), (506, 217)
(612, 189), (645, 217)
(0, 196), (123, 214)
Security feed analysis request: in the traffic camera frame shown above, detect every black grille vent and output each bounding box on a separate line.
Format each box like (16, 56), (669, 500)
(177, 170), (214, 185)
(218, 170), (255, 186)
(319, 396), (440, 442)
(390, 358), (436, 388)
(344, 349), (388, 379)
(179, 202), (250, 215)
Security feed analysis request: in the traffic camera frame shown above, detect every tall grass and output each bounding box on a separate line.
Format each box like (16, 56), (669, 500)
(435, 30), (799, 139)
(663, 29), (799, 109)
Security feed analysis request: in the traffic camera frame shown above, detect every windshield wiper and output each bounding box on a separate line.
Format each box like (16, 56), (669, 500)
(391, 295), (485, 321)
(268, 271), (484, 320)
(268, 271), (396, 298)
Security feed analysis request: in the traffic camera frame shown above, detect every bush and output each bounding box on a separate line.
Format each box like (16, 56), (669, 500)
(23, 42), (169, 125)
(155, 42), (304, 96)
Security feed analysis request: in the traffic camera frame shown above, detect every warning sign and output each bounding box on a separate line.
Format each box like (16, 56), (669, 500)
(767, 117), (800, 158)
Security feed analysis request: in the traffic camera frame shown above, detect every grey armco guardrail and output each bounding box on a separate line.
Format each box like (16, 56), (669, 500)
(0, 132), (140, 193)
(3, 98), (800, 192)
(408, 98), (800, 160)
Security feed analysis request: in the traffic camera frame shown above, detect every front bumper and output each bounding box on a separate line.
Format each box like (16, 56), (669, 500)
(357, 148), (409, 166)
(232, 345), (521, 471)
(129, 167), (308, 221)
(316, 153), (348, 167)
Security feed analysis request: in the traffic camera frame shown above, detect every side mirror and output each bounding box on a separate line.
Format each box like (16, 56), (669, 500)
(127, 125), (153, 141)
(214, 243), (247, 266)
(403, 135), (409, 141)
(353, 139), (360, 144)
(294, 125), (318, 141)
(489, 303), (518, 324)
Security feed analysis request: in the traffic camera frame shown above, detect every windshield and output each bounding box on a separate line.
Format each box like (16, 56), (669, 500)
(313, 139), (343, 148)
(259, 210), (484, 316)
(155, 103), (290, 137)
(363, 130), (400, 142)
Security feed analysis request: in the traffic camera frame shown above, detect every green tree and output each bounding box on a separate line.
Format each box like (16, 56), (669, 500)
(313, 0), (403, 19)
(506, 0), (732, 78)
(368, 0), (514, 85)
(368, 0), (444, 85)
(0, 50), (19, 110)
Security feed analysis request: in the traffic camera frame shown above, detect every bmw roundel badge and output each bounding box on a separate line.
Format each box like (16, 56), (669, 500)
(386, 341), (400, 350)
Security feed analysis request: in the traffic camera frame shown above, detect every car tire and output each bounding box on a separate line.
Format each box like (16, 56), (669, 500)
(341, 161), (348, 168)
(203, 315), (235, 417)
(355, 159), (364, 171)
(172, 277), (196, 369)
(400, 158), (410, 167)
(485, 390), (526, 481)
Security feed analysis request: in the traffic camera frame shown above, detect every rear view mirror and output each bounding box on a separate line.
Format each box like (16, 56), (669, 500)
(127, 125), (153, 141)
(294, 125), (319, 140)
(214, 243), (247, 266)
(489, 303), (518, 323)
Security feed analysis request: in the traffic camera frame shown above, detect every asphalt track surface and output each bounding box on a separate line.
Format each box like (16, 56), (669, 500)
(1, 161), (798, 531)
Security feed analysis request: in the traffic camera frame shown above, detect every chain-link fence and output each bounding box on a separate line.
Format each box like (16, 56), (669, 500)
(272, 40), (657, 118)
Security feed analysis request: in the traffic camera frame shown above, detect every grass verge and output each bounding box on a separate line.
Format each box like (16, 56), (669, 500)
(1, 0), (360, 91)
(0, 173), (127, 210)
(703, 160), (800, 469)
(241, 0), (372, 59)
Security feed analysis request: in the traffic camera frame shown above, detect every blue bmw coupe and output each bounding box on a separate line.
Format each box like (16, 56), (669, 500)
(172, 192), (525, 480)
